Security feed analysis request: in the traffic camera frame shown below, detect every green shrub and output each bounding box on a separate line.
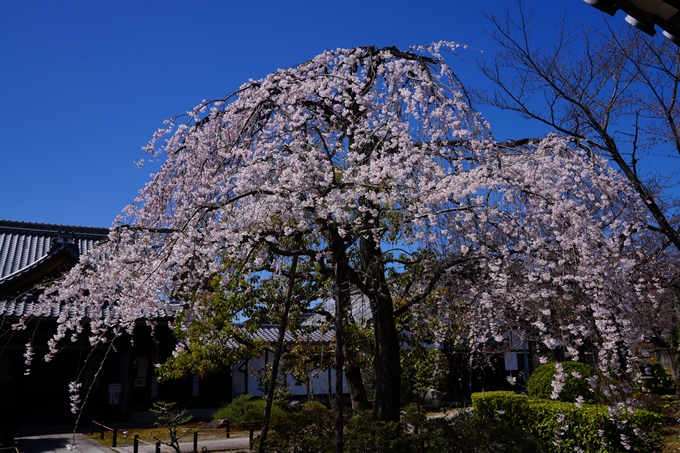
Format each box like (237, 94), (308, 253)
(262, 402), (548, 453)
(260, 402), (334, 453)
(211, 394), (283, 429)
(300, 400), (327, 411)
(346, 408), (546, 453)
(265, 407), (410, 453)
(471, 391), (529, 419)
(400, 347), (451, 403)
(639, 359), (675, 395)
(344, 411), (413, 453)
(419, 411), (549, 453)
(527, 361), (595, 402)
(400, 403), (427, 432)
(472, 391), (663, 453)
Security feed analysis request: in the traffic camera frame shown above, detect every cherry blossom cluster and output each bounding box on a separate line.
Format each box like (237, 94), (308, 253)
(68, 380), (82, 414)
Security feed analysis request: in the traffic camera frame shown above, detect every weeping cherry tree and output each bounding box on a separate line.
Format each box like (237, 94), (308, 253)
(21, 43), (665, 451)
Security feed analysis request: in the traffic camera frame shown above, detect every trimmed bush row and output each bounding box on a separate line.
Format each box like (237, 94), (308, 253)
(264, 404), (548, 453)
(216, 397), (549, 452)
(472, 391), (663, 453)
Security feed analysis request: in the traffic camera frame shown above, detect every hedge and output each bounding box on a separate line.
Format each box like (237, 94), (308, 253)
(472, 391), (663, 453)
(264, 402), (548, 452)
(527, 361), (595, 402)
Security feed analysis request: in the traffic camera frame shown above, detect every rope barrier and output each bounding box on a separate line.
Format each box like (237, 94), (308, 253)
(152, 442), (175, 453)
(91, 420), (116, 432)
(120, 433), (222, 453)
(136, 437), (156, 445)
(134, 436), (174, 453)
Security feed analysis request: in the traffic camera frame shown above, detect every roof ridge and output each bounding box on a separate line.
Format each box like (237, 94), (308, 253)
(0, 220), (109, 236)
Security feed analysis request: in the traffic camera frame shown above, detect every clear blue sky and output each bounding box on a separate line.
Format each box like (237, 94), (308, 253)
(1, 1), (619, 227)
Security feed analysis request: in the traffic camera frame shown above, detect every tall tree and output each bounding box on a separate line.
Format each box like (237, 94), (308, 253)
(476, 2), (680, 391)
(23, 42), (664, 451)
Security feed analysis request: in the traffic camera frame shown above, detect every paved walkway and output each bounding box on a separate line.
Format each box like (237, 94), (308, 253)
(15, 433), (114, 453)
(113, 436), (251, 453)
(14, 433), (251, 453)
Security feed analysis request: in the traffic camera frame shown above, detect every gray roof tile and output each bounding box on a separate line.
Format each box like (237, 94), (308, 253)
(0, 220), (108, 283)
(226, 324), (334, 348)
(0, 297), (178, 320)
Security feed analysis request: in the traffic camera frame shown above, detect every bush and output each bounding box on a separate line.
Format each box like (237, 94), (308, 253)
(419, 411), (549, 453)
(260, 402), (335, 453)
(262, 402), (548, 453)
(211, 394), (283, 429)
(472, 391), (663, 453)
(638, 358), (675, 395)
(470, 391), (529, 420)
(400, 347), (451, 403)
(344, 411), (413, 453)
(299, 400), (326, 411)
(527, 361), (595, 402)
(400, 403), (427, 432)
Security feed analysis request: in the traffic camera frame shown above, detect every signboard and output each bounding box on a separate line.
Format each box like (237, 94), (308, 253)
(108, 383), (121, 405)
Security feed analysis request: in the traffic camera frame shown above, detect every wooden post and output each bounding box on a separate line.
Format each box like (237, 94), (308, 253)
(226, 420), (230, 438)
(112, 427), (118, 448)
(90, 419), (94, 435)
(133, 435), (139, 453)
(100, 423), (105, 440)
(155, 440), (161, 453)
(193, 431), (198, 453)
(249, 428), (254, 450)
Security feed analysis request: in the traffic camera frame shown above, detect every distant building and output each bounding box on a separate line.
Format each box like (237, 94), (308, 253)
(0, 220), (230, 429)
(227, 324), (345, 402)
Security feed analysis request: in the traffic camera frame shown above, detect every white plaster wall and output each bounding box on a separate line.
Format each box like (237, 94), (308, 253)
(232, 354), (347, 398)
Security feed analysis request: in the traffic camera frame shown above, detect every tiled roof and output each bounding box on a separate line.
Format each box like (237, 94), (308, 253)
(0, 298), (99, 318)
(0, 297), (177, 319)
(0, 220), (109, 285)
(226, 324), (334, 348)
(303, 292), (372, 327)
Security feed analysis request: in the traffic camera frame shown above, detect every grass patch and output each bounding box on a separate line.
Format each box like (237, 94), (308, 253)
(85, 422), (252, 448)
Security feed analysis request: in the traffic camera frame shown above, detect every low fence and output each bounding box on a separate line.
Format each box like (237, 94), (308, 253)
(90, 418), (258, 452)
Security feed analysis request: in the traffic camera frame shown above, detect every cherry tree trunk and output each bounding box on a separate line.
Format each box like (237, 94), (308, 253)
(370, 286), (401, 422)
(332, 241), (353, 453)
(360, 231), (402, 422)
(343, 346), (370, 411)
(257, 255), (298, 453)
